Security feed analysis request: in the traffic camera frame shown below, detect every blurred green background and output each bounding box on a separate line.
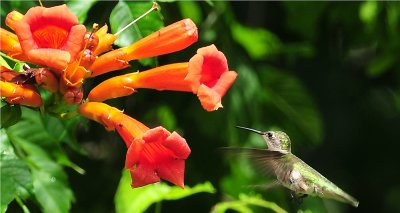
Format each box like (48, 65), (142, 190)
(2, 1), (400, 213)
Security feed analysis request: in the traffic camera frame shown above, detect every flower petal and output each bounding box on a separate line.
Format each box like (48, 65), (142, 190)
(130, 163), (160, 188)
(126, 126), (191, 188)
(14, 5), (86, 71)
(185, 45), (238, 111)
(93, 24), (117, 56)
(5, 11), (24, 31)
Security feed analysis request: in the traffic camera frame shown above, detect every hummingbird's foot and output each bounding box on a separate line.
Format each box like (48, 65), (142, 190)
(290, 191), (308, 208)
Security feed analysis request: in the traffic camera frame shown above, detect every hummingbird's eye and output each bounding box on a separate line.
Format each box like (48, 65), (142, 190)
(267, 132), (274, 139)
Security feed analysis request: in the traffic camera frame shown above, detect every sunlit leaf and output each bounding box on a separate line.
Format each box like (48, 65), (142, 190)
(0, 56), (11, 69)
(115, 170), (215, 213)
(231, 23), (281, 60)
(67, 0), (97, 23)
(178, 1), (203, 24)
(211, 193), (287, 213)
(359, 1), (378, 24)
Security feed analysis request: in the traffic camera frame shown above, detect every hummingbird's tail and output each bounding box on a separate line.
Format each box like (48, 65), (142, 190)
(326, 188), (359, 207)
(342, 193), (359, 208)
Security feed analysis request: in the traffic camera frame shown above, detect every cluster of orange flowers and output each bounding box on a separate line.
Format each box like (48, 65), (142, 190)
(0, 4), (237, 188)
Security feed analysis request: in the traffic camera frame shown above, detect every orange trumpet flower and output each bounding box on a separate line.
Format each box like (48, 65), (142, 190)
(0, 28), (27, 61)
(124, 126), (190, 188)
(78, 102), (191, 188)
(89, 18), (198, 77)
(88, 45), (237, 111)
(13, 5), (86, 72)
(0, 80), (42, 107)
(185, 45), (238, 111)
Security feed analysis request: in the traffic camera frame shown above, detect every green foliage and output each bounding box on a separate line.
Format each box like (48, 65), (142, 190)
(115, 170), (215, 213)
(178, 1), (203, 25)
(231, 23), (281, 60)
(67, 0), (98, 23)
(0, 103), (21, 128)
(0, 56), (11, 69)
(3, 108), (80, 212)
(0, 130), (33, 213)
(211, 194), (287, 213)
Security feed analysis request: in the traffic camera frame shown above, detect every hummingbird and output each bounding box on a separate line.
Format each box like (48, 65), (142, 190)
(225, 126), (359, 207)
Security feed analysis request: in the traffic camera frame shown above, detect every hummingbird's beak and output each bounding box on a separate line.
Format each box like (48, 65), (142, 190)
(235, 126), (264, 135)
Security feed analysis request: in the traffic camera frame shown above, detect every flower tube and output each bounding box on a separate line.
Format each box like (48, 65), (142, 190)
(0, 28), (27, 60)
(87, 63), (190, 102)
(89, 18), (198, 77)
(0, 81), (42, 107)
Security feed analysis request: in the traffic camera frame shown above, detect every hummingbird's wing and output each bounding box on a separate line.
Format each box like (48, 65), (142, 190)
(221, 147), (292, 178)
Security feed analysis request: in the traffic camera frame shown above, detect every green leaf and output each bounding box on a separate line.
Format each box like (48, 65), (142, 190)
(211, 193), (287, 213)
(115, 170), (215, 213)
(67, 0), (98, 23)
(0, 55), (11, 69)
(359, 1), (378, 24)
(5, 108), (80, 212)
(12, 62), (28, 72)
(0, 104), (22, 128)
(144, 105), (177, 130)
(110, 1), (163, 66)
(231, 22), (281, 60)
(367, 54), (396, 77)
(6, 108), (84, 172)
(178, 1), (203, 24)
(30, 155), (74, 213)
(0, 130), (33, 213)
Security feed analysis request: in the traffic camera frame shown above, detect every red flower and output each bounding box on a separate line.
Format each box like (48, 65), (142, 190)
(78, 102), (191, 188)
(123, 126), (191, 188)
(185, 45), (238, 111)
(13, 5), (86, 72)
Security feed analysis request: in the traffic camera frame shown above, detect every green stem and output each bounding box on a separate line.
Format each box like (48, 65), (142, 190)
(15, 196), (30, 213)
(155, 201), (162, 213)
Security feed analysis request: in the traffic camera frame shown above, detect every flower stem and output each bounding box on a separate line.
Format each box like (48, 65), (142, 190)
(155, 201), (162, 213)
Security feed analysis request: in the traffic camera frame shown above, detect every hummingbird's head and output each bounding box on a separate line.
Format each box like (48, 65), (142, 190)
(262, 131), (291, 153)
(236, 126), (291, 153)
